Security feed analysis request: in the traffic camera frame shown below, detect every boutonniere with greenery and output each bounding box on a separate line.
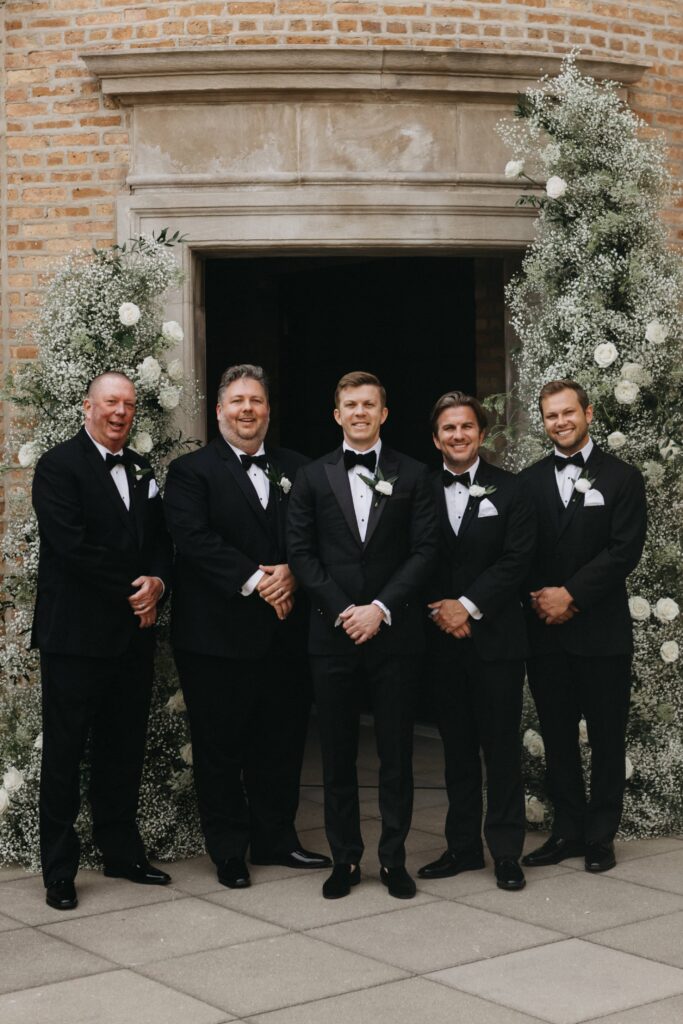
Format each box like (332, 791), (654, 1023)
(266, 464), (292, 499)
(131, 463), (153, 485)
(359, 467), (399, 508)
(468, 483), (497, 499)
(572, 470), (595, 496)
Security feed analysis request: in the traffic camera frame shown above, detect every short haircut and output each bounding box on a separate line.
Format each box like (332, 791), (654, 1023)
(217, 363), (269, 404)
(538, 379), (590, 414)
(334, 371), (386, 408)
(430, 390), (488, 434)
(86, 371), (135, 398)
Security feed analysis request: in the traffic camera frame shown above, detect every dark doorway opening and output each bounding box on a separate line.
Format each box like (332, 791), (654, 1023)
(204, 254), (480, 467)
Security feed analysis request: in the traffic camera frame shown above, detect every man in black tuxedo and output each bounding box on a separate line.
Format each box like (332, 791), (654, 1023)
(287, 371), (438, 900)
(418, 392), (536, 892)
(164, 364), (330, 889)
(521, 380), (646, 873)
(32, 371), (173, 911)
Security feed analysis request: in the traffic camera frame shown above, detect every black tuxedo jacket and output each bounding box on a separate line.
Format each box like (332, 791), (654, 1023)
(287, 444), (438, 656)
(429, 459), (536, 662)
(164, 437), (309, 659)
(31, 427), (172, 658)
(521, 443), (646, 657)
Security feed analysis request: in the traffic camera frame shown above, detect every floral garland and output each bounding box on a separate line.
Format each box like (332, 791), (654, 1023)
(496, 55), (682, 837)
(0, 232), (205, 867)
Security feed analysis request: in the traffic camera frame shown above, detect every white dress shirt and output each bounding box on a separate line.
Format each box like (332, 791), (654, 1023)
(230, 442), (271, 597)
(554, 437), (593, 506)
(442, 457), (482, 622)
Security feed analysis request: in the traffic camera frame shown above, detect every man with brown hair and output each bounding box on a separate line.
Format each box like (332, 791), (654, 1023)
(521, 379), (646, 873)
(287, 371), (438, 900)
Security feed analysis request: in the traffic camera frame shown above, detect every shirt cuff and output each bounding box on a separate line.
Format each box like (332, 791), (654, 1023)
(334, 604), (355, 627)
(241, 569), (264, 597)
(459, 595), (483, 621)
(373, 599), (391, 626)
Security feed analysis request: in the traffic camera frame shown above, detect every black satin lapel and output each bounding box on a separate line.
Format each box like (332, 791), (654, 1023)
(324, 454), (362, 548)
(557, 444), (604, 540)
(363, 450), (399, 549)
(129, 469), (146, 547)
(540, 457), (561, 534)
(223, 454), (273, 537)
(80, 433), (137, 540)
(436, 480), (459, 551)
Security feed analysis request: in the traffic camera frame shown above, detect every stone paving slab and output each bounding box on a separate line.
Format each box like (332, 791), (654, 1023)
(607, 849), (683, 894)
(585, 909), (683, 969)
(0, 927), (114, 996)
(458, 869), (683, 936)
(307, 900), (563, 973)
(428, 938), (683, 1024)
(248, 976), (547, 1024)
(139, 932), (407, 1017)
(41, 895), (284, 967)
(583, 994), (683, 1024)
(166, 855), (316, 895)
(0, 911), (24, 932)
(0, 970), (231, 1024)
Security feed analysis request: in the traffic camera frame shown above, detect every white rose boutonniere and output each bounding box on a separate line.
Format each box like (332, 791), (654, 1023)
(574, 477), (591, 494)
(523, 729), (545, 758)
(645, 319), (668, 345)
(660, 641), (679, 664)
(118, 302), (141, 327)
(469, 483), (497, 499)
(546, 175), (568, 199)
(161, 320), (184, 344)
(505, 159), (524, 179)
(3, 767), (24, 793)
(266, 464), (293, 499)
(629, 596), (651, 621)
(594, 342), (618, 368)
(614, 380), (639, 405)
(525, 795), (546, 823)
(359, 468), (399, 507)
(654, 597), (680, 623)
(375, 480), (393, 496)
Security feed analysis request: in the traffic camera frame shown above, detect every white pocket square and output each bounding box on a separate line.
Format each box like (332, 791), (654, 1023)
(478, 498), (498, 518)
(584, 489), (605, 506)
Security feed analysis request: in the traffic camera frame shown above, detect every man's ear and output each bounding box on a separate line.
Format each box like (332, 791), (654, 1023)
(333, 407), (342, 427)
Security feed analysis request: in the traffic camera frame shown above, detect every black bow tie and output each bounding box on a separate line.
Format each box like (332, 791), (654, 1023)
(344, 449), (377, 473)
(554, 453), (584, 471)
(240, 453), (268, 471)
(443, 470), (471, 488)
(105, 451), (130, 471)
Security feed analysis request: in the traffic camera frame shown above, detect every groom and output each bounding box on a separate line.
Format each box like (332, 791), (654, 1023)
(287, 371), (438, 899)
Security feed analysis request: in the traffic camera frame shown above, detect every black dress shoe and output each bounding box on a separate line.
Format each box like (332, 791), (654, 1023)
(103, 860), (171, 885)
(322, 863), (360, 899)
(251, 847), (332, 869)
(585, 840), (616, 873)
(380, 866), (416, 900)
(46, 879), (78, 910)
(522, 835), (585, 867)
(494, 858), (526, 891)
(217, 858), (251, 889)
(418, 849), (485, 879)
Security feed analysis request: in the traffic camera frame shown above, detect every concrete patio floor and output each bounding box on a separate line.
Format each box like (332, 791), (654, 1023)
(1, 724), (683, 1024)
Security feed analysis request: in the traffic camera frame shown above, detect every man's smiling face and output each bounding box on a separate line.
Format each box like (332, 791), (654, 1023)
(541, 388), (593, 455)
(433, 404), (485, 473)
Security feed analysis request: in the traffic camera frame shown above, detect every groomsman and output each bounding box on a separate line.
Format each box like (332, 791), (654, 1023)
(522, 380), (646, 872)
(418, 391), (536, 891)
(164, 364), (330, 889)
(32, 371), (173, 910)
(287, 371), (438, 900)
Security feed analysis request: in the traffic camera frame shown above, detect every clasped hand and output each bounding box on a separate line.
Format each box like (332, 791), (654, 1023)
(530, 586), (579, 625)
(340, 603), (384, 645)
(128, 575), (164, 629)
(428, 598), (471, 639)
(257, 563), (297, 621)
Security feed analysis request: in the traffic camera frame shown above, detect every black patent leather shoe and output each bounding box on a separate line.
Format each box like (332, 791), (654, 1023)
(251, 847), (332, 870)
(103, 860), (171, 885)
(522, 835), (585, 867)
(585, 840), (616, 873)
(494, 858), (526, 891)
(322, 863), (360, 899)
(46, 878), (78, 910)
(417, 849), (485, 879)
(217, 858), (251, 889)
(380, 865), (416, 899)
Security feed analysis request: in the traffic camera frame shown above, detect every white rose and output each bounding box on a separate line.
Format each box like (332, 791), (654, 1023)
(523, 729), (545, 758)
(469, 484), (486, 498)
(546, 175), (567, 199)
(18, 441), (39, 468)
(628, 596), (651, 621)
(574, 478), (591, 494)
(643, 460), (665, 486)
(180, 742), (193, 766)
(161, 320), (184, 344)
(525, 795), (546, 823)
(625, 756), (634, 781)
(118, 302), (141, 327)
(645, 320), (668, 345)
(137, 356), (162, 385)
(375, 480), (393, 496)
(660, 641), (680, 664)
(34, 732), (43, 751)
(166, 690), (187, 714)
(166, 358), (184, 383)
(0, 788), (9, 817)
(131, 431), (153, 455)
(614, 380), (639, 405)
(607, 431), (626, 450)
(654, 597), (680, 623)
(280, 476), (292, 495)
(505, 159), (524, 179)
(594, 342), (618, 368)
(621, 362), (651, 386)
(159, 385), (181, 410)
(3, 767), (24, 793)
(578, 718), (589, 745)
